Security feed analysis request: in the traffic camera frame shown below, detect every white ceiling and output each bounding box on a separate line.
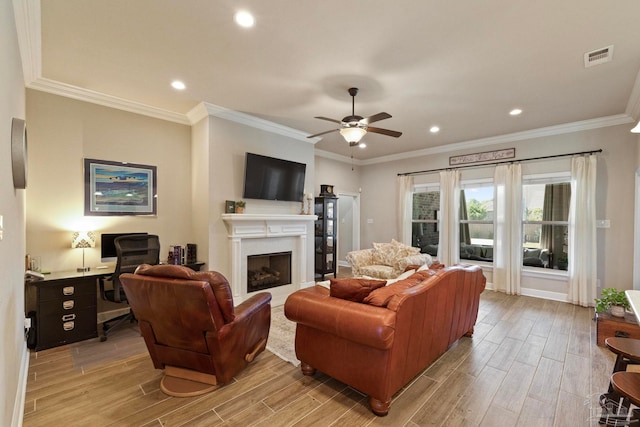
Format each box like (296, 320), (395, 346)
(17, 0), (640, 160)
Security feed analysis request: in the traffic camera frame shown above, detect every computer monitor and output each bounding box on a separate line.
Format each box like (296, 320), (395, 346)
(100, 232), (147, 262)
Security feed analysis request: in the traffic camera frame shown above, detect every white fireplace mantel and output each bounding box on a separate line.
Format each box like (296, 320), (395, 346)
(221, 214), (317, 305)
(222, 214), (317, 238)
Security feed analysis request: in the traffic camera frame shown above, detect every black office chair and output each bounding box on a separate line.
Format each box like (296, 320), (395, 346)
(99, 234), (160, 341)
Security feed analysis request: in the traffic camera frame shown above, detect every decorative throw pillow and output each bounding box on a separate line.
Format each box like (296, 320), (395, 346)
(363, 270), (435, 307)
(363, 281), (415, 307)
(372, 241), (397, 265)
(329, 278), (387, 302)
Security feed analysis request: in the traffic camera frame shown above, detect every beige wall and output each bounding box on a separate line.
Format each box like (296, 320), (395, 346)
(203, 115), (316, 283)
(25, 90), (192, 272)
(1, 2), (27, 425)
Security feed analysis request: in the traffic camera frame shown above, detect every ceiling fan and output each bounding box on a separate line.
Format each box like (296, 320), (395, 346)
(307, 87), (402, 147)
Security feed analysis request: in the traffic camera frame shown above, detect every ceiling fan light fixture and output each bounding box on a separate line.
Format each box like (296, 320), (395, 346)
(340, 127), (367, 143)
(632, 120), (640, 133)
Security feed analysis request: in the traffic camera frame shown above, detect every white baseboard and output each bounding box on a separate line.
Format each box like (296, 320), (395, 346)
(485, 282), (569, 302)
(520, 287), (569, 302)
(13, 342), (29, 427)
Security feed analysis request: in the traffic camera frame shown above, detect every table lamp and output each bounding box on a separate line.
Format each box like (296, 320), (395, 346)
(72, 231), (96, 272)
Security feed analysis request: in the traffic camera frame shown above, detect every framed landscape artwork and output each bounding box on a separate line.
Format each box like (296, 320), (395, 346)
(84, 158), (157, 216)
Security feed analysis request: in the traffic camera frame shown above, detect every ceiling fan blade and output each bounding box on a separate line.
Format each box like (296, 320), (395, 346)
(367, 126), (402, 138)
(307, 128), (339, 138)
(361, 112), (392, 125)
(314, 116), (342, 124)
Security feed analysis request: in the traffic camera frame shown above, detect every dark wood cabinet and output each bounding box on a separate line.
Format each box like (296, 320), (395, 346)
(315, 196), (338, 279)
(26, 271), (100, 351)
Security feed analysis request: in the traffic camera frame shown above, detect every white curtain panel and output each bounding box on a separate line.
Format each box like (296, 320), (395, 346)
(438, 170), (461, 266)
(396, 175), (414, 244)
(493, 164), (522, 295)
(568, 155), (597, 307)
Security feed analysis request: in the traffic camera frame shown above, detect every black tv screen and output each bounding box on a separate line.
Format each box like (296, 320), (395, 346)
(243, 153), (306, 202)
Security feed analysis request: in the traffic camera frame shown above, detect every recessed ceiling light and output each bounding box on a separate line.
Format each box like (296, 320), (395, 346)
(509, 108), (523, 116)
(234, 11), (255, 28)
(171, 80), (186, 90)
(359, 142), (367, 148)
(430, 126), (440, 133)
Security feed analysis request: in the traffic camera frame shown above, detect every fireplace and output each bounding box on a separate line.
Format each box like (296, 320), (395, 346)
(247, 251), (292, 292)
(222, 213), (316, 306)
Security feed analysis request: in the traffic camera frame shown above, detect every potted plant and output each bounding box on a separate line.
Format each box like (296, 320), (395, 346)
(235, 200), (246, 214)
(595, 287), (630, 318)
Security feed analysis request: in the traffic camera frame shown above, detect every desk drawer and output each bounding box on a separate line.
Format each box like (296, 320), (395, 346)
(39, 293), (96, 316)
(37, 307), (98, 350)
(39, 278), (97, 301)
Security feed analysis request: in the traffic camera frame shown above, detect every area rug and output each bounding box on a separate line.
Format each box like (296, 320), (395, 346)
(267, 305), (300, 367)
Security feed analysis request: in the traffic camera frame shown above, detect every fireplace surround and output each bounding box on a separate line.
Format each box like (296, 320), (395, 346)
(222, 214), (316, 305)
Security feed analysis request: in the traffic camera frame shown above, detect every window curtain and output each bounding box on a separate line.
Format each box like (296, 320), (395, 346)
(540, 183), (571, 263)
(459, 190), (471, 244)
(397, 175), (414, 245)
(568, 155), (597, 307)
(493, 164), (522, 295)
(438, 170), (460, 266)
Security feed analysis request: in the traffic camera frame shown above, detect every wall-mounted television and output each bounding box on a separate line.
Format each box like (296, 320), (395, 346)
(100, 232), (147, 262)
(242, 153), (306, 202)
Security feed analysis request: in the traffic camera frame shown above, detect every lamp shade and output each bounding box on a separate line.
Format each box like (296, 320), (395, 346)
(72, 231), (96, 249)
(632, 121), (640, 133)
(340, 127), (367, 143)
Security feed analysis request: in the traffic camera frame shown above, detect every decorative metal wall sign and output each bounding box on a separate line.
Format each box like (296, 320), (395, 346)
(449, 148), (516, 166)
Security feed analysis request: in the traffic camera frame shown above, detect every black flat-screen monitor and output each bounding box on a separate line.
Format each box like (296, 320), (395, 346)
(242, 153), (306, 202)
(101, 232), (147, 262)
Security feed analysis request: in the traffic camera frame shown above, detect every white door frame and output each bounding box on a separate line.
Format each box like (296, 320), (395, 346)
(634, 168), (640, 290)
(336, 191), (360, 267)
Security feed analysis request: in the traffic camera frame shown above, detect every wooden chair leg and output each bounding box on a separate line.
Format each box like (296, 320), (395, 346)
(369, 396), (391, 416)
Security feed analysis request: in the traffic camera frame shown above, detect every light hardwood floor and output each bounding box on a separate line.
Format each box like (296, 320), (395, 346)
(24, 290), (616, 426)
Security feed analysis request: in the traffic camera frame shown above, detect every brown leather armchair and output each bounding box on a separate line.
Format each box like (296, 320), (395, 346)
(120, 264), (271, 396)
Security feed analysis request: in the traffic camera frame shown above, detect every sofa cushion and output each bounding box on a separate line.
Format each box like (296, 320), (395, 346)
(329, 278), (387, 302)
(363, 270), (434, 307)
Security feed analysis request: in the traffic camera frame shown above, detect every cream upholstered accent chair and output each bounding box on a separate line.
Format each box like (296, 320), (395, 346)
(346, 239), (432, 279)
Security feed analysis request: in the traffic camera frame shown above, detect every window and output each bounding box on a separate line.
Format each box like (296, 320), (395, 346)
(411, 185), (440, 256)
(459, 182), (494, 262)
(522, 175), (571, 270)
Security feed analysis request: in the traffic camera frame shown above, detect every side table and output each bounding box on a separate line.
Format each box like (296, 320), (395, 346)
(596, 311), (640, 347)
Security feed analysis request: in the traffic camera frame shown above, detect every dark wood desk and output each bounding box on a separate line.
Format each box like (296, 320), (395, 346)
(25, 269), (114, 351)
(25, 263), (205, 351)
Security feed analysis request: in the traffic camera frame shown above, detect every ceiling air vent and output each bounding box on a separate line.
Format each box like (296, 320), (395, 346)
(584, 45), (614, 68)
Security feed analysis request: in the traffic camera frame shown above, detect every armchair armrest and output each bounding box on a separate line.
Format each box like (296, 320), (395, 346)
(285, 287), (396, 350)
(395, 253), (433, 274)
(346, 249), (375, 276)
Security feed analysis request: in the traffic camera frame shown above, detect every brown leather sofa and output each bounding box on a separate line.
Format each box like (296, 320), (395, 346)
(120, 264), (271, 396)
(284, 264), (486, 415)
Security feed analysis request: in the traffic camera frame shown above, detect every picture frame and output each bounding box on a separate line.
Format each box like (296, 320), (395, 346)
(84, 158), (157, 216)
(225, 200), (236, 213)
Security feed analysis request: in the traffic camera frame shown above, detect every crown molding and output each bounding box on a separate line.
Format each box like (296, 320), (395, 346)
(28, 78), (190, 124)
(12, 0), (41, 85)
(187, 102), (317, 143)
(626, 68), (640, 120)
(314, 148), (363, 166)
(357, 114), (634, 166)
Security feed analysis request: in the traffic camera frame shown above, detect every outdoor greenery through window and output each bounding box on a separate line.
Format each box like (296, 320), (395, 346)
(411, 187), (439, 256)
(410, 176), (571, 271)
(459, 184), (494, 262)
(522, 179), (571, 270)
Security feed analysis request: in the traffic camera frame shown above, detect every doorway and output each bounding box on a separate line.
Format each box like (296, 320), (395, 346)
(337, 192), (360, 268)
